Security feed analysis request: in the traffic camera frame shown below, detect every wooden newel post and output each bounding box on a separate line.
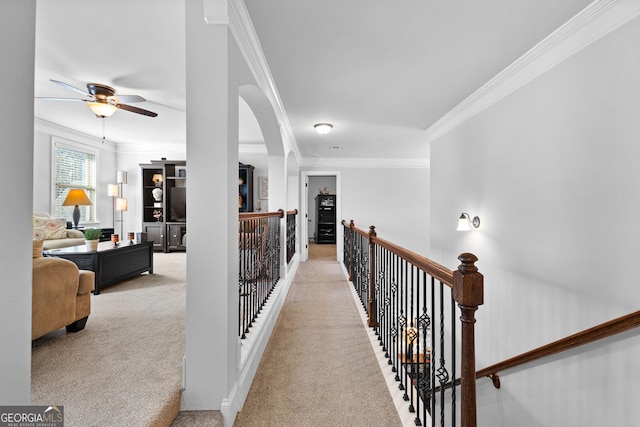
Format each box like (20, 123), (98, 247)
(348, 220), (355, 281)
(367, 225), (379, 327)
(453, 253), (484, 427)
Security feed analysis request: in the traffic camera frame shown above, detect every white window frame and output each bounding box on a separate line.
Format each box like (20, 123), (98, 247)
(51, 137), (99, 225)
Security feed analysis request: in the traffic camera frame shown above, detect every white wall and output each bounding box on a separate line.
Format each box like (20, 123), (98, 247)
(430, 14), (640, 426)
(33, 121), (117, 226)
(304, 165), (429, 255)
(0, 0), (36, 405)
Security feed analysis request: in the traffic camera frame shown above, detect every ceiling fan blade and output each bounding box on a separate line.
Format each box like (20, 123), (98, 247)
(35, 97), (85, 102)
(50, 79), (92, 97)
(116, 103), (158, 117)
(116, 94), (146, 103)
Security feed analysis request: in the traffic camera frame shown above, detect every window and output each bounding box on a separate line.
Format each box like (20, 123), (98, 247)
(53, 140), (97, 223)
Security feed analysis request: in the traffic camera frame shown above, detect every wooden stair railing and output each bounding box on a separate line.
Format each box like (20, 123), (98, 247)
(343, 219), (484, 427)
(476, 310), (640, 388)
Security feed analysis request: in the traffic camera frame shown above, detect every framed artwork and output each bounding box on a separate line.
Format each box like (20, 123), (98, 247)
(259, 176), (269, 199)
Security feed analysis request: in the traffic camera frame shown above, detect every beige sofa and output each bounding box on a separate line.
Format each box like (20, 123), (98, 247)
(32, 240), (95, 340)
(33, 213), (85, 250)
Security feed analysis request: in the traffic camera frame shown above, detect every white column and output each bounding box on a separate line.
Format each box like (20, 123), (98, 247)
(267, 155), (286, 274)
(0, 0), (36, 404)
(183, 0), (240, 419)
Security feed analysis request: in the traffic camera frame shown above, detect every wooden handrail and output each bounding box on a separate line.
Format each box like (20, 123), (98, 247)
(239, 209), (285, 220)
(477, 310), (640, 388)
(342, 219), (454, 285)
(286, 209), (298, 216)
(342, 218), (483, 427)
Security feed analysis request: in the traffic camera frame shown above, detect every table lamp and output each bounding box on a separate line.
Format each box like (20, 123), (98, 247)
(62, 189), (92, 229)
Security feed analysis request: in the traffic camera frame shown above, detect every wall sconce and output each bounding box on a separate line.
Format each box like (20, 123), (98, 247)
(457, 213), (480, 231)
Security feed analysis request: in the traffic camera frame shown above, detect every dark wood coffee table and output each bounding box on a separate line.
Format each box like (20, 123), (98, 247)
(44, 241), (154, 294)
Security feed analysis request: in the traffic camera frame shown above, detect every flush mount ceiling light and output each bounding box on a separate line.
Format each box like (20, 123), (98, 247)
(314, 123), (333, 135)
(457, 212), (480, 231)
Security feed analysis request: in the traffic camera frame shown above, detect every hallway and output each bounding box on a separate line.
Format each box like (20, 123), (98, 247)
(232, 243), (400, 426)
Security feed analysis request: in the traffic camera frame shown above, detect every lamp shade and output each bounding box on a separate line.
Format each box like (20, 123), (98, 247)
(117, 170), (128, 184)
(87, 101), (117, 118)
(457, 214), (471, 231)
(115, 198), (128, 212)
(107, 184), (119, 197)
(62, 189), (92, 229)
(62, 189), (92, 206)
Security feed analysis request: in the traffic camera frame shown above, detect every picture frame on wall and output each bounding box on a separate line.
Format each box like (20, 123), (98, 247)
(259, 176), (268, 199)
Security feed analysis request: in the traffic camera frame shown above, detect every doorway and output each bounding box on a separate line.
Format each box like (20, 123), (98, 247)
(302, 171), (341, 262)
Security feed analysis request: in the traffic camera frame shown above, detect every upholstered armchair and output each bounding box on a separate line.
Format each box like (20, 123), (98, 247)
(32, 240), (95, 340)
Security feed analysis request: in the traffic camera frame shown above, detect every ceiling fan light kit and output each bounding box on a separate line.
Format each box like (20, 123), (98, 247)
(87, 101), (117, 118)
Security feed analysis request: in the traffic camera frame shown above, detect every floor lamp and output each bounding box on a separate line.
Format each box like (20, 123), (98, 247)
(109, 171), (128, 238)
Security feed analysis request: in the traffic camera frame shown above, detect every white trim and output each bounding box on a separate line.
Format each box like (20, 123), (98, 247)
(51, 136), (99, 222)
(35, 118), (116, 152)
(341, 262), (422, 427)
(426, 0), (640, 142)
(301, 157), (430, 169)
(229, 0), (301, 162)
(230, 254), (300, 424)
(300, 170), (342, 262)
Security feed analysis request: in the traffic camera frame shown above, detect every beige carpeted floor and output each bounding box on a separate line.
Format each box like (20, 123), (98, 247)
(233, 244), (401, 426)
(32, 245), (400, 426)
(31, 252), (186, 427)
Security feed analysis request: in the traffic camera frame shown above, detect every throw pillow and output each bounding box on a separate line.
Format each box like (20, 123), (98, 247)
(33, 239), (44, 258)
(33, 216), (67, 240)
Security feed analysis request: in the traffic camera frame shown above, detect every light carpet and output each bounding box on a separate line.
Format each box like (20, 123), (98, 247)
(31, 252), (186, 427)
(32, 245), (399, 426)
(233, 244), (401, 427)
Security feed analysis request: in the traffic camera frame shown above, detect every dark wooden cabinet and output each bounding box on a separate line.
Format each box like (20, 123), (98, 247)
(143, 223), (165, 251)
(167, 223), (187, 250)
(315, 194), (336, 244)
(140, 160), (186, 252)
(239, 163), (254, 212)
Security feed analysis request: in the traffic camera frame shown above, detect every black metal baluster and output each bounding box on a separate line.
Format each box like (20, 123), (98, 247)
(407, 264), (420, 412)
(438, 281), (449, 427)
(400, 258), (409, 400)
(430, 277), (436, 427)
(392, 253), (400, 381)
(450, 292), (456, 427)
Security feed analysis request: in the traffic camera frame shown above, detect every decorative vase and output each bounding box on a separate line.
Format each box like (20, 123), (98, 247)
(152, 187), (163, 202)
(86, 239), (99, 251)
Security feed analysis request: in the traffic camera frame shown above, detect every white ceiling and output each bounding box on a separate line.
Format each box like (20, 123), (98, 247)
(34, 0), (594, 159)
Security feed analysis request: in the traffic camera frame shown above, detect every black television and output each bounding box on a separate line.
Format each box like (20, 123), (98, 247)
(170, 187), (186, 222)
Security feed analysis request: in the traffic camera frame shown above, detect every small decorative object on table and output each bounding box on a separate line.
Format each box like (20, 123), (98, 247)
(111, 234), (120, 247)
(128, 232), (135, 244)
(84, 228), (102, 251)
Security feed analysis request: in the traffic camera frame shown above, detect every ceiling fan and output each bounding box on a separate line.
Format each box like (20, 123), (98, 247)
(37, 79), (158, 118)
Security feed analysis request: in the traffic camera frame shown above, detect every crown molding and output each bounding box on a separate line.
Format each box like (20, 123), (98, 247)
(426, 0), (640, 142)
(300, 157), (430, 169)
(206, 0), (301, 163)
(35, 118), (117, 152)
